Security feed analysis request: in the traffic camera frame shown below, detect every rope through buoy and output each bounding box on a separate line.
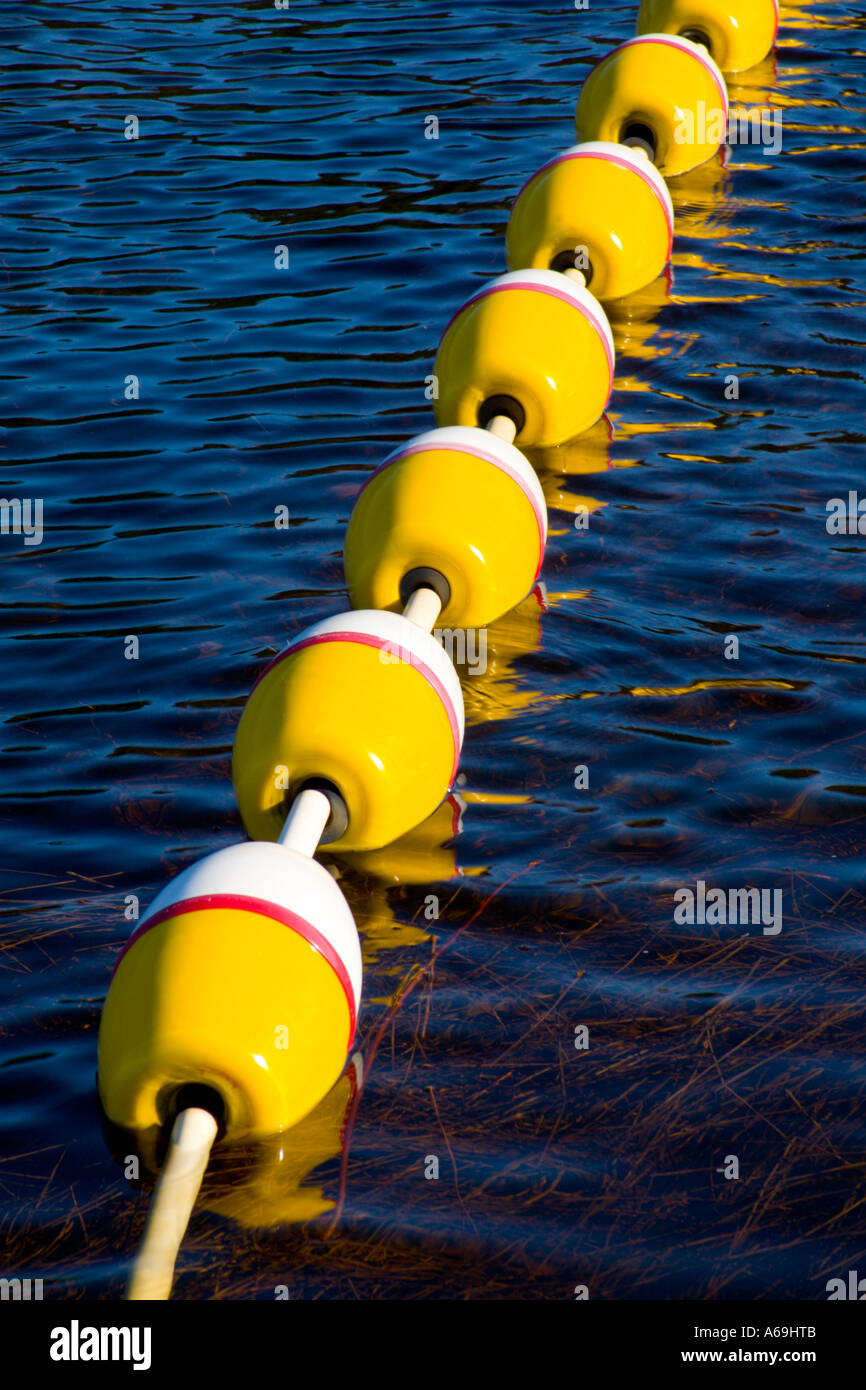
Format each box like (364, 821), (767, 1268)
(98, 0), (780, 1300)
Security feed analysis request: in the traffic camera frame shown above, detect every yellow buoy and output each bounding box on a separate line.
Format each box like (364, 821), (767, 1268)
(344, 425), (547, 627)
(576, 34), (729, 177)
(636, 0), (778, 74)
(433, 269), (614, 447)
(506, 141), (674, 300)
(233, 610), (464, 851)
(98, 841), (363, 1139)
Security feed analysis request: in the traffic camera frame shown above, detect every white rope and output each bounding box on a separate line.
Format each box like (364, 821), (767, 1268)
(485, 413), (517, 445)
(127, 1107), (218, 1301)
(402, 584), (443, 632)
(278, 785), (332, 855)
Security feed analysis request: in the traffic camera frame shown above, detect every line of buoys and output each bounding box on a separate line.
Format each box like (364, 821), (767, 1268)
(98, 0), (779, 1299)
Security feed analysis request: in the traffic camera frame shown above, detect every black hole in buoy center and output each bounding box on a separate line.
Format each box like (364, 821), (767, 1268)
(291, 776), (349, 845)
(477, 394), (526, 436)
(679, 26), (712, 54)
(550, 248), (593, 287)
(167, 1083), (226, 1131)
(620, 121), (657, 162)
(399, 566), (451, 611)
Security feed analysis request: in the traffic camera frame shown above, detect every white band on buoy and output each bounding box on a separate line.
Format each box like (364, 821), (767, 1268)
(134, 840), (364, 1018)
(439, 268), (615, 384)
(273, 609), (466, 752)
(610, 33), (729, 124)
(374, 425), (547, 556)
(517, 141), (675, 257)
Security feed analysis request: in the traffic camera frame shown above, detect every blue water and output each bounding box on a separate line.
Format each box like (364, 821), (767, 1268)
(1, 0), (864, 1298)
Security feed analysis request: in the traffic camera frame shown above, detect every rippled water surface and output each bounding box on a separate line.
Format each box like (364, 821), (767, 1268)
(1, 0), (865, 1299)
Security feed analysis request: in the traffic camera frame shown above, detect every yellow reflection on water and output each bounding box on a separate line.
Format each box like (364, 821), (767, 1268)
(200, 1059), (362, 1230)
(628, 678), (801, 697)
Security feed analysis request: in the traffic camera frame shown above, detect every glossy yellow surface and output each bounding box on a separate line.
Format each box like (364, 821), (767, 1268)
(576, 38), (728, 177)
(233, 639), (456, 851)
(506, 154), (671, 301)
(637, 0), (777, 73)
(344, 447), (542, 627)
(434, 284), (611, 447)
(98, 905), (352, 1139)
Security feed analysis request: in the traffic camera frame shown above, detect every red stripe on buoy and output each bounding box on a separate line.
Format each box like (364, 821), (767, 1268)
(540, 149), (675, 259)
(588, 35), (728, 127)
(439, 279), (617, 386)
(250, 631), (462, 784)
(440, 279), (614, 392)
(362, 437), (547, 581)
(113, 893), (357, 1045)
(506, 278), (615, 389)
(617, 35), (728, 123)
